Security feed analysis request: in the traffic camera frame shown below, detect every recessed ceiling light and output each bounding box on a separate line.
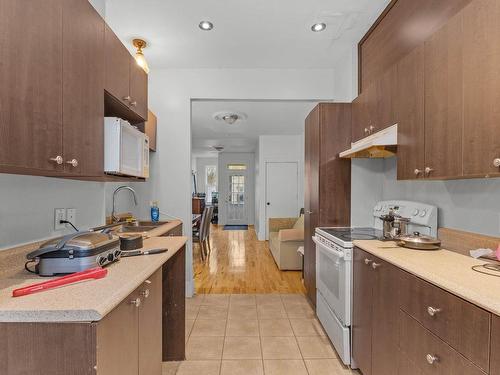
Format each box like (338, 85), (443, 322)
(199, 21), (214, 31)
(213, 111), (247, 124)
(311, 23), (327, 32)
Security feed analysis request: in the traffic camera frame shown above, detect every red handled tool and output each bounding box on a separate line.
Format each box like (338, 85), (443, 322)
(12, 267), (108, 297)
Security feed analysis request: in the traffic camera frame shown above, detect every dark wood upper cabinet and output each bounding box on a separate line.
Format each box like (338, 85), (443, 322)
(372, 63), (398, 135)
(351, 88), (371, 142)
(105, 25), (131, 108)
(352, 247), (374, 375)
(462, 0), (500, 178)
(395, 45), (425, 180)
(0, 0), (64, 174)
(62, 0), (105, 176)
(130, 57), (149, 120)
(424, 12), (464, 179)
(304, 104), (351, 308)
(492, 315), (500, 375)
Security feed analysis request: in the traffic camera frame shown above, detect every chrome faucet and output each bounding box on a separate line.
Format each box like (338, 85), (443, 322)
(112, 186), (138, 223)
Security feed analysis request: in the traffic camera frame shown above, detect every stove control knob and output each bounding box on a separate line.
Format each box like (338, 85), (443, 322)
(107, 253), (115, 262)
(412, 209), (419, 216)
(419, 210), (427, 217)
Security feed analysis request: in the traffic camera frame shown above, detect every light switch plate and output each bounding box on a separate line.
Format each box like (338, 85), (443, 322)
(54, 208), (66, 230)
(66, 208), (76, 227)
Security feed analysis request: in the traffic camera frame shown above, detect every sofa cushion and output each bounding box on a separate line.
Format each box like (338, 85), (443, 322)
(293, 214), (304, 230)
(278, 228), (304, 242)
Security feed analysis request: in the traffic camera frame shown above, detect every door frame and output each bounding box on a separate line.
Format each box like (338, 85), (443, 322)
(265, 161), (299, 239)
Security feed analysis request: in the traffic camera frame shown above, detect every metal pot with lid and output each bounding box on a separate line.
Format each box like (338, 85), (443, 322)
(397, 232), (441, 250)
(380, 209), (410, 239)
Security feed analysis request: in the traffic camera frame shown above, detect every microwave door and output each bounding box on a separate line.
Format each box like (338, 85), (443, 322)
(120, 125), (143, 177)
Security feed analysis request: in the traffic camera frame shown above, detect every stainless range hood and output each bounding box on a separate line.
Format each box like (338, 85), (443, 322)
(340, 124), (397, 159)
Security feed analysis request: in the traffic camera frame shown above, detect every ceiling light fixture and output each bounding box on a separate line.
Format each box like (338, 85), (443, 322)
(311, 23), (327, 32)
(199, 21), (214, 31)
(213, 111), (247, 125)
(132, 39), (150, 73)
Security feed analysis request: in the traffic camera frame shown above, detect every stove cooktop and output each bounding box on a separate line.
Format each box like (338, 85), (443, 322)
(316, 227), (384, 246)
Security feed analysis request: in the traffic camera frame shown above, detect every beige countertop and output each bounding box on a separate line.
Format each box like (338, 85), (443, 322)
(354, 240), (500, 316)
(0, 236), (187, 323)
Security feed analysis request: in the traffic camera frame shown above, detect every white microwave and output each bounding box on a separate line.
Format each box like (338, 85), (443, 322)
(104, 117), (149, 178)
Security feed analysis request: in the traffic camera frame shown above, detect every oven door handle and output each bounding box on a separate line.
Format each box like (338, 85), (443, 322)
(312, 236), (345, 259)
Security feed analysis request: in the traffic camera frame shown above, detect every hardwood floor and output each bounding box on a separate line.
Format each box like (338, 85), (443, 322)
(194, 225), (306, 294)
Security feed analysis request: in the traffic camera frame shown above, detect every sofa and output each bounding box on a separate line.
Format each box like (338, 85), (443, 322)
(268, 215), (304, 270)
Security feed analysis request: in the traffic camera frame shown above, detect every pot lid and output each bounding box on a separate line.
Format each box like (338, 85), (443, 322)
(398, 232), (441, 245)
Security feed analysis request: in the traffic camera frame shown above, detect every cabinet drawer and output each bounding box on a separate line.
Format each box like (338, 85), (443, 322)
(398, 311), (485, 375)
(399, 272), (490, 371)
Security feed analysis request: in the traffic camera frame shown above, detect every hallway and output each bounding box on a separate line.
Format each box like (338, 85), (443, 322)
(194, 225), (305, 294)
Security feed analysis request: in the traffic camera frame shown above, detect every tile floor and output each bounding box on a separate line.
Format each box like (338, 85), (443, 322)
(162, 293), (359, 375)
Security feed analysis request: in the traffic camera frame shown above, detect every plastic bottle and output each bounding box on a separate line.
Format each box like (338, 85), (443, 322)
(151, 201), (160, 223)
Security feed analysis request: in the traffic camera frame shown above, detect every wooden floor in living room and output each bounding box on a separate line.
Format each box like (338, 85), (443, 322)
(194, 225), (306, 294)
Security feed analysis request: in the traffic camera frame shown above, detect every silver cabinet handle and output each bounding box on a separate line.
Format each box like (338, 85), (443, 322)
(427, 306), (442, 316)
(130, 101), (137, 106)
(414, 169), (423, 176)
(306, 210), (313, 214)
(425, 167), (434, 176)
(364, 258), (373, 265)
(141, 289), (150, 299)
(426, 354), (439, 365)
(364, 128), (369, 134)
(493, 158), (500, 168)
(66, 159), (78, 167)
(369, 125), (375, 133)
(123, 96), (131, 101)
(49, 156), (63, 165)
(130, 297), (141, 307)
(371, 262), (381, 269)
(144, 279), (152, 285)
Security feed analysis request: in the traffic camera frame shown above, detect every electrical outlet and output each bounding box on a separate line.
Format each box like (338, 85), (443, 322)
(66, 208), (76, 226)
(54, 208), (66, 230)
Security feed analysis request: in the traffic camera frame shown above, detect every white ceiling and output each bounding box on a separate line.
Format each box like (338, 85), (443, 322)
(191, 100), (317, 157)
(105, 0), (390, 69)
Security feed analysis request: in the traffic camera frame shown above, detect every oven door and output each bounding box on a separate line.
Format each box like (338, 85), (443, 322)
(313, 235), (351, 326)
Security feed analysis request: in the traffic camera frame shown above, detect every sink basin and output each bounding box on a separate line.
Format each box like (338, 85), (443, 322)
(136, 220), (168, 227)
(115, 221), (169, 234)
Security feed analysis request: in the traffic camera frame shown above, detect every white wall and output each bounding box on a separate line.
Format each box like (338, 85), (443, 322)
(218, 152), (255, 226)
(255, 135), (305, 240)
(145, 68), (337, 296)
(0, 175), (138, 250)
(194, 157), (218, 196)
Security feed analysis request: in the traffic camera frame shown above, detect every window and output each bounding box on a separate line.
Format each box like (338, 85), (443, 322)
(227, 163), (247, 170)
(205, 165), (217, 204)
(229, 175), (245, 205)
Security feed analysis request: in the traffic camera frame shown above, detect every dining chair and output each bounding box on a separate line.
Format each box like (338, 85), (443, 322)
(193, 206), (209, 260)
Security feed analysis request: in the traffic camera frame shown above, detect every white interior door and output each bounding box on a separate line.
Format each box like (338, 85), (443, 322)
(265, 162), (299, 238)
(226, 171), (248, 225)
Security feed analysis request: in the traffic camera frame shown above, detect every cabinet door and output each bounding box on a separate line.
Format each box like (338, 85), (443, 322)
(129, 58), (148, 121)
(372, 63), (398, 135)
(319, 104), (351, 227)
(424, 12), (463, 179)
(352, 247), (374, 375)
(352, 95), (368, 142)
(139, 270), (162, 375)
(304, 106), (320, 307)
(0, 0), (63, 174)
(144, 110), (157, 151)
(463, 0), (500, 177)
(371, 258), (400, 375)
(395, 45), (425, 180)
(97, 293), (139, 375)
(62, 0), (105, 176)
(492, 315), (500, 375)
(105, 25), (130, 107)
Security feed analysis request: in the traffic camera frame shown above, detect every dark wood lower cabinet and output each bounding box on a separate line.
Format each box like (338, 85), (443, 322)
(352, 246), (497, 375)
(492, 316), (500, 375)
(162, 246), (186, 361)
(0, 254), (187, 374)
